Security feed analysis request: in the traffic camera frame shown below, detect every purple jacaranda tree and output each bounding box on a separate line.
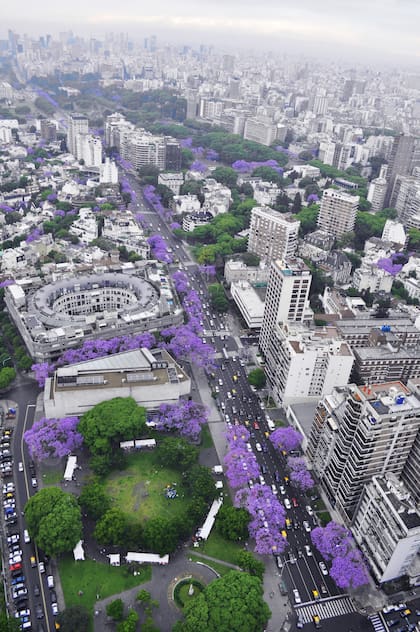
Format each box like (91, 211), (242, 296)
(330, 549), (369, 590)
(54, 209), (66, 217)
(199, 264), (216, 279)
(290, 467), (314, 491)
(32, 362), (55, 388)
(26, 227), (44, 243)
(160, 324), (215, 369)
(206, 149), (219, 161)
(172, 270), (189, 295)
(226, 425), (250, 451)
(270, 426), (303, 453)
(254, 527), (288, 556)
(231, 159), (284, 174)
(170, 221), (181, 231)
(57, 332), (155, 366)
(147, 234), (173, 263)
(0, 279), (15, 288)
(307, 194), (319, 204)
(311, 522), (353, 560)
(311, 522), (369, 590)
(47, 193), (57, 202)
(180, 137), (193, 148)
(156, 400), (208, 441)
(24, 416), (83, 460)
(191, 160), (207, 173)
(225, 449), (260, 489)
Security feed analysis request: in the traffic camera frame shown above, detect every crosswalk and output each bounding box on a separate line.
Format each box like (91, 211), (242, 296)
(295, 595), (355, 624)
(368, 614), (387, 632)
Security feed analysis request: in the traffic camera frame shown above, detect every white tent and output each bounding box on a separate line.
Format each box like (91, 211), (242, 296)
(196, 497), (223, 541)
(125, 552), (169, 565)
(73, 540), (85, 561)
(64, 455), (77, 481)
(108, 554), (120, 566)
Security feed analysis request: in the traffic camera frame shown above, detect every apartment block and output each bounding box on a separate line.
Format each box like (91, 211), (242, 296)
(248, 207), (300, 263)
(317, 188), (359, 238)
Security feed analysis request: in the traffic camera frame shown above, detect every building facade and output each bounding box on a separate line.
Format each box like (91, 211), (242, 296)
(352, 474), (420, 583)
(259, 258), (312, 357)
(307, 381), (420, 522)
(248, 207), (300, 264)
(317, 188), (359, 238)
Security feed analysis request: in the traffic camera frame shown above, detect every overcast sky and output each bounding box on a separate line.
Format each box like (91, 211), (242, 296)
(2, 0), (420, 63)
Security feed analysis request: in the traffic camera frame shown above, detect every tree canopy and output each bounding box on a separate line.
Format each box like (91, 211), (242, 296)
(247, 368), (266, 389)
(217, 506), (250, 542)
(25, 487), (82, 557)
(56, 605), (90, 632)
(78, 397), (146, 458)
(175, 570), (270, 632)
(155, 437), (199, 471)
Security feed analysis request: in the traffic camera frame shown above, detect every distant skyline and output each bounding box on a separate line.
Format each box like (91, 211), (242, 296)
(2, 0), (420, 64)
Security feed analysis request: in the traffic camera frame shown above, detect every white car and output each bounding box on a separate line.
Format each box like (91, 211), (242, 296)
(23, 530), (30, 544)
(38, 561), (45, 573)
(305, 545), (313, 557)
(18, 462), (23, 472)
(271, 484), (278, 495)
(279, 485), (286, 495)
(284, 498), (291, 510)
(293, 589), (301, 604)
(306, 505), (314, 516)
(51, 602), (59, 615)
(246, 443), (252, 452)
(227, 391), (232, 399)
(248, 479), (254, 489)
(319, 561), (328, 576)
(218, 379), (223, 386)
(303, 520), (311, 533)
(259, 475), (266, 485)
(255, 442), (262, 452)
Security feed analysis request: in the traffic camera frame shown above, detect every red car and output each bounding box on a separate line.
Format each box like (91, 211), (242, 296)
(254, 421), (260, 429)
(292, 498), (298, 508)
(9, 562), (22, 572)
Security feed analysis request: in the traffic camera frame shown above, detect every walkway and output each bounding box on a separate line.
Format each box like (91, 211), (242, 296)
(187, 550), (240, 570)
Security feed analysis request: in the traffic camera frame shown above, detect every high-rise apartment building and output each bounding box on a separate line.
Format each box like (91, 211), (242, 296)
(243, 118), (278, 146)
(259, 258), (312, 356)
(385, 134), (415, 208)
(317, 189), (359, 238)
(248, 207), (300, 263)
(67, 114), (88, 157)
(264, 323), (353, 406)
(367, 165), (388, 212)
(307, 381), (420, 522)
(352, 474), (420, 583)
(75, 134), (102, 167)
(393, 174), (420, 228)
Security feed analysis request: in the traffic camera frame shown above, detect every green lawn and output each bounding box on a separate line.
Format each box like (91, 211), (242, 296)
(201, 531), (244, 566)
(105, 451), (190, 521)
(40, 467), (63, 486)
(188, 554), (234, 577)
(59, 557), (151, 627)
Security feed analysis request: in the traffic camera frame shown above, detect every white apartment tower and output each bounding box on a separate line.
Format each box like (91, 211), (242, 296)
(67, 114), (88, 157)
(76, 134), (102, 167)
(367, 165), (388, 213)
(264, 323), (354, 406)
(317, 188), (359, 238)
(352, 474), (420, 583)
(248, 207), (300, 263)
(307, 381), (420, 523)
(259, 258), (312, 356)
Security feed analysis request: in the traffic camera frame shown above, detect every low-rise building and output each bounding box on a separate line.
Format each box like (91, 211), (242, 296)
(44, 347), (191, 417)
(69, 208), (99, 245)
(230, 281), (265, 329)
(172, 193), (201, 215)
(182, 211), (212, 232)
(352, 474), (420, 583)
(224, 260), (269, 287)
(158, 173), (184, 195)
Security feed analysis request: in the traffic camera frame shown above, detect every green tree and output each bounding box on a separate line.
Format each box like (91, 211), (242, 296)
(94, 509), (129, 546)
(0, 367), (16, 389)
(78, 397), (146, 457)
(138, 164), (160, 185)
(408, 228), (420, 252)
(56, 605), (90, 631)
(211, 166), (238, 189)
(185, 465), (219, 504)
(116, 610), (139, 632)
(156, 184), (174, 208)
(217, 506), (250, 541)
(208, 283), (229, 313)
(136, 589), (151, 604)
(143, 517), (180, 555)
(0, 610), (20, 631)
(178, 570), (270, 632)
(25, 488), (82, 557)
(237, 550), (265, 580)
(78, 479), (111, 520)
(296, 205), (319, 235)
(5, 211), (21, 225)
(251, 166), (284, 187)
(291, 192), (302, 214)
(247, 368), (266, 390)
(106, 598), (124, 621)
(156, 437), (198, 471)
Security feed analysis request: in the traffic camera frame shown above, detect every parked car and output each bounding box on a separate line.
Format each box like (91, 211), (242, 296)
(319, 561), (328, 576)
(293, 589), (301, 604)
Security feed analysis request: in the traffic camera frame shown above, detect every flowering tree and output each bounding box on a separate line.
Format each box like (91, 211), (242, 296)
(191, 160), (207, 173)
(161, 324), (214, 369)
(147, 234), (173, 263)
(290, 468), (314, 491)
(225, 449), (260, 489)
(311, 522), (369, 590)
(270, 426), (303, 453)
(226, 425), (250, 451)
(172, 270), (189, 295)
(32, 362), (55, 387)
(156, 400), (208, 441)
(24, 416), (83, 460)
(330, 549), (370, 589)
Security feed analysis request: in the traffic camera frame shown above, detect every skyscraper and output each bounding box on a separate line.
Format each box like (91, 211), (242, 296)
(67, 114), (88, 157)
(317, 188), (359, 238)
(307, 381), (420, 522)
(385, 134), (415, 208)
(259, 258), (312, 357)
(248, 207), (300, 264)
